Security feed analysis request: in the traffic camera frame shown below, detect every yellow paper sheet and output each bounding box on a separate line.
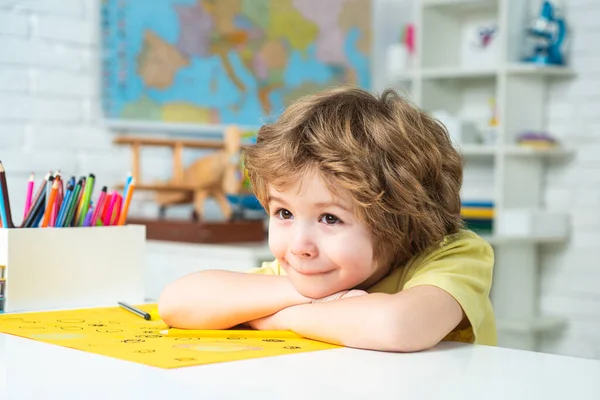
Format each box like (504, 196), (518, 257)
(0, 304), (340, 369)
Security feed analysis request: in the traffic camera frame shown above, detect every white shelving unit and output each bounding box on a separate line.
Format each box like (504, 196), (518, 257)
(388, 0), (575, 351)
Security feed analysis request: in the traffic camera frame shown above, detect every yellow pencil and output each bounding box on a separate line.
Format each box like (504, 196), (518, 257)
(159, 328), (303, 339)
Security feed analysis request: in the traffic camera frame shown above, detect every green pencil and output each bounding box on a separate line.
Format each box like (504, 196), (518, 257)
(62, 179), (82, 227)
(77, 173), (95, 226)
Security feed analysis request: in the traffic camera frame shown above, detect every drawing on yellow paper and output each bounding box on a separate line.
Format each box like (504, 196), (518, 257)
(0, 304), (340, 369)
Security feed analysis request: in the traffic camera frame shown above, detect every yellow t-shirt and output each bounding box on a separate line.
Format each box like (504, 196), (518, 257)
(249, 229), (497, 346)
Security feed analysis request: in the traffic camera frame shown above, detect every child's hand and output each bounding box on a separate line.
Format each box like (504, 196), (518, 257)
(310, 289), (368, 303)
(246, 290), (368, 331)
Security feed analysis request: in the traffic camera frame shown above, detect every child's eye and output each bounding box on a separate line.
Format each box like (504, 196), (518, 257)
(319, 213), (341, 225)
(274, 208), (293, 220)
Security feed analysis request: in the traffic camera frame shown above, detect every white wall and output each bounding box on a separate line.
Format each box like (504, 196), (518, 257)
(539, 0), (600, 359)
(0, 0), (598, 359)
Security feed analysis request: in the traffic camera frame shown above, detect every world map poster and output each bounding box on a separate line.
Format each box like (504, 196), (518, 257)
(101, 0), (372, 127)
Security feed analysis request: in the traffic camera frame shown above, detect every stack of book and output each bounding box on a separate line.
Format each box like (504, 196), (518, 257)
(461, 201), (494, 234)
(516, 131), (558, 150)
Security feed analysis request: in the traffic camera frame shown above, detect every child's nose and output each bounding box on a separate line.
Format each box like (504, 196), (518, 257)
(289, 228), (317, 259)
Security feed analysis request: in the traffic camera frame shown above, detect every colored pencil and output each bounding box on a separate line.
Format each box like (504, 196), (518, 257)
(44, 175), (54, 210)
(62, 179), (82, 227)
(22, 190), (46, 228)
(73, 177), (86, 226)
(55, 183), (74, 228)
(21, 172), (50, 227)
(50, 199), (57, 227)
(41, 180), (59, 228)
(101, 193), (112, 223)
(51, 176), (64, 227)
(118, 302), (151, 320)
(77, 174), (95, 226)
(0, 180), (8, 228)
(90, 186), (107, 227)
(82, 207), (94, 227)
(0, 162), (15, 228)
(110, 194), (122, 225)
(56, 175), (64, 210)
(103, 191), (118, 226)
(122, 172), (132, 210)
(32, 205), (44, 227)
(23, 173), (34, 220)
(117, 178), (135, 225)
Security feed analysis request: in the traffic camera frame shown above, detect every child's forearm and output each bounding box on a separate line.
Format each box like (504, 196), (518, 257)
(279, 293), (445, 352)
(158, 270), (311, 329)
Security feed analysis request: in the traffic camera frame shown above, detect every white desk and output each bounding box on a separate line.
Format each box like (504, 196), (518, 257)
(1, 333), (599, 400)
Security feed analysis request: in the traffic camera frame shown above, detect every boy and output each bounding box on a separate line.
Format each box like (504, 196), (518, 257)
(158, 87), (496, 352)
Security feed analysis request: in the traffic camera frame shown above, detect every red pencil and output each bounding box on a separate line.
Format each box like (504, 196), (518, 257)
(103, 191), (118, 226)
(90, 186), (107, 227)
(110, 194), (123, 226)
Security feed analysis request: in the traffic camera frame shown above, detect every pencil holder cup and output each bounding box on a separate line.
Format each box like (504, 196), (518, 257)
(0, 224), (146, 313)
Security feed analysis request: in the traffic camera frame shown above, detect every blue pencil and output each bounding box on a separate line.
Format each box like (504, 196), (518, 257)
(122, 172), (132, 210)
(55, 185), (73, 228)
(0, 183), (7, 228)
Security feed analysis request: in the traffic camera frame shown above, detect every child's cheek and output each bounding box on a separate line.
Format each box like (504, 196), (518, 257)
(267, 221), (287, 260)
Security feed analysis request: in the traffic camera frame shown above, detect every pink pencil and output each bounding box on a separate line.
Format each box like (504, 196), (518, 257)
(103, 191), (118, 226)
(90, 187), (107, 227)
(23, 173), (34, 219)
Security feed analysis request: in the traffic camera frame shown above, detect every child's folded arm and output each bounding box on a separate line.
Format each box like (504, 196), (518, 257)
(251, 285), (463, 352)
(157, 270), (312, 329)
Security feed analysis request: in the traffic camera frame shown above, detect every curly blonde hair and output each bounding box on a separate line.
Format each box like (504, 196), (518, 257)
(244, 86), (464, 268)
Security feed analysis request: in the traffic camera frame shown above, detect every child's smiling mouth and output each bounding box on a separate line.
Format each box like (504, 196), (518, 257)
(285, 262), (334, 276)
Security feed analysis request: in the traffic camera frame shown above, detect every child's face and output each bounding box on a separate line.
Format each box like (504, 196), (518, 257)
(267, 171), (380, 299)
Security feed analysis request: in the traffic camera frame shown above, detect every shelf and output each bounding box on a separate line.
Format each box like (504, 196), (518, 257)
(497, 316), (567, 334)
(481, 234), (568, 246)
(504, 146), (574, 159)
(506, 63), (576, 78)
(456, 145), (573, 159)
(459, 145), (496, 157)
(421, 67), (497, 80)
(422, 0), (498, 14)
(409, 64), (574, 81)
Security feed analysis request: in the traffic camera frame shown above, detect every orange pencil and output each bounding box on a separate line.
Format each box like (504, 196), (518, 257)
(50, 176), (63, 227)
(41, 180), (59, 228)
(117, 178), (135, 225)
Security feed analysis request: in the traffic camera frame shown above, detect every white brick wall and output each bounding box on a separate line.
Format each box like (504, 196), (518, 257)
(540, 1), (600, 359)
